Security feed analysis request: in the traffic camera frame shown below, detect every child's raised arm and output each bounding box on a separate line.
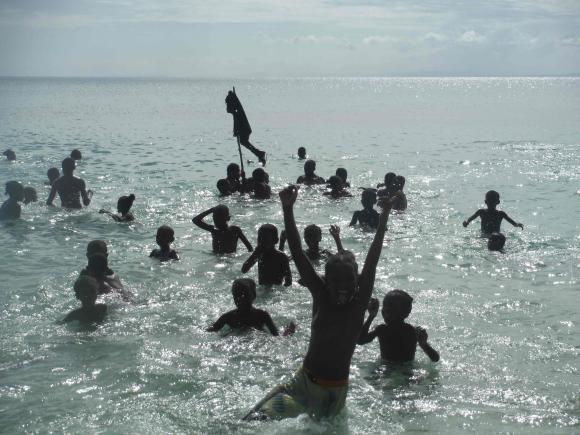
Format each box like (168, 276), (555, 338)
(192, 207), (215, 232)
(278, 229), (287, 251)
(463, 209), (482, 227)
(358, 298), (380, 345)
(236, 227), (254, 252)
(283, 254), (292, 287)
(416, 327), (440, 362)
(502, 212), (524, 229)
(329, 224), (344, 252)
(241, 245), (261, 273)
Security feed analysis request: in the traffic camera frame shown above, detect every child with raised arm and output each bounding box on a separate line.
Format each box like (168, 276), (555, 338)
(350, 189), (380, 229)
(99, 194), (135, 222)
(149, 225), (179, 261)
(242, 224), (291, 286)
(0, 181), (24, 220)
(243, 185), (397, 421)
(463, 190), (523, 236)
(192, 205), (253, 254)
(279, 224), (343, 262)
(207, 278), (295, 335)
(61, 276), (107, 324)
(358, 290), (439, 363)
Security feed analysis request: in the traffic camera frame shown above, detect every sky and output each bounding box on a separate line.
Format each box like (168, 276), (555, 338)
(0, 0), (579, 77)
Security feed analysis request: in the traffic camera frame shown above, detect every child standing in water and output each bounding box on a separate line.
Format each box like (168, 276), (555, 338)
(323, 175), (351, 198)
(296, 160), (325, 185)
(242, 224), (291, 286)
(99, 194), (136, 222)
(297, 147), (307, 160)
(463, 190), (523, 235)
(0, 181), (24, 220)
(149, 225), (179, 261)
(192, 205), (253, 254)
(350, 189), (380, 228)
(207, 278), (295, 335)
(46, 168), (60, 186)
(280, 224), (343, 262)
(358, 290), (439, 363)
(46, 157), (93, 209)
(61, 276), (107, 324)
(243, 186), (398, 421)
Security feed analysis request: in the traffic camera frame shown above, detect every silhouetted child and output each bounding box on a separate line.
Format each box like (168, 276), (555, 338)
(296, 160), (325, 185)
(242, 224), (291, 286)
(358, 290), (439, 363)
(323, 175), (351, 198)
(80, 252), (125, 294)
(297, 147), (307, 160)
(23, 186), (37, 204)
(3, 149), (16, 161)
(70, 149), (82, 160)
(335, 167), (350, 188)
(217, 179), (233, 196)
(99, 194), (135, 222)
(463, 190), (523, 236)
(61, 276), (107, 324)
(0, 181), (24, 220)
(149, 225), (179, 261)
(250, 168), (271, 199)
(350, 189), (380, 228)
(377, 172), (396, 198)
(46, 167), (60, 186)
(217, 163), (243, 195)
(243, 186), (397, 421)
(47, 157), (93, 208)
(280, 224), (342, 262)
(392, 175), (407, 211)
(207, 278), (296, 335)
(488, 232), (506, 252)
(192, 205), (253, 254)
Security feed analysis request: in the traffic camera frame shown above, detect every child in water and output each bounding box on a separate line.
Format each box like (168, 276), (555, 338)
(3, 149), (16, 161)
(207, 278), (296, 335)
(488, 232), (506, 252)
(99, 194), (136, 222)
(217, 163), (244, 195)
(61, 276), (107, 324)
(243, 186), (398, 421)
(350, 189), (380, 228)
(280, 224), (343, 262)
(149, 225), (179, 261)
(296, 160), (325, 185)
(192, 205), (253, 254)
(463, 190), (523, 236)
(70, 149), (82, 160)
(323, 175), (352, 198)
(335, 167), (350, 188)
(242, 224), (291, 286)
(0, 181), (24, 220)
(23, 186), (37, 204)
(358, 290), (439, 363)
(391, 175), (408, 211)
(249, 168), (271, 199)
(377, 172), (396, 198)
(80, 252), (125, 294)
(46, 168), (60, 186)
(297, 147), (307, 160)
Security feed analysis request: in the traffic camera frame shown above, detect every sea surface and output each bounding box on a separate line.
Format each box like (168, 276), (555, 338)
(0, 77), (579, 434)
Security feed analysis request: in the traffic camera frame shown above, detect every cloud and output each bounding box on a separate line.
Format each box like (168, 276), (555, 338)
(562, 36), (580, 46)
(458, 30), (485, 43)
(362, 35), (398, 45)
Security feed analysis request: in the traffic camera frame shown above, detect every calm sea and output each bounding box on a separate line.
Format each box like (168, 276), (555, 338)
(0, 77), (579, 434)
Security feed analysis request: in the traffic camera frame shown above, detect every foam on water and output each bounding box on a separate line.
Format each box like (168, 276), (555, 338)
(0, 78), (579, 434)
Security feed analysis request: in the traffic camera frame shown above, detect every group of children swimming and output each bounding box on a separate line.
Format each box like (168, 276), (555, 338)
(1, 144), (525, 421)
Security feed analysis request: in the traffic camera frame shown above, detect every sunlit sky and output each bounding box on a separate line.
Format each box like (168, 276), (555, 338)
(1, 0), (579, 77)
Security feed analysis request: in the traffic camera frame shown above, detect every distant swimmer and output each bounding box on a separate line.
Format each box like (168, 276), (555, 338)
(149, 225), (179, 261)
(60, 276), (107, 324)
(297, 147), (307, 160)
(46, 157), (93, 209)
(80, 252), (126, 295)
(377, 172), (396, 198)
(23, 186), (38, 204)
(358, 290), (439, 363)
(463, 190), (523, 236)
(0, 181), (24, 220)
(207, 278), (296, 336)
(46, 168), (60, 186)
(335, 167), (350, 188)
(192, 205), (253, 254)
(296, 160), (325, 185)
(3, 149), (16, 161)
(242, 224), (291, 286)
(391, 175), (407, 211)
(323, 175), (352, 198)
(70, 149), (82, 160)
(350, 189), (379, 229)
(100, 194), (135, 222)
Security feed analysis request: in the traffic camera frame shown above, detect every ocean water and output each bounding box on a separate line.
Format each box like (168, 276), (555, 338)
(0, 77), (579, 434)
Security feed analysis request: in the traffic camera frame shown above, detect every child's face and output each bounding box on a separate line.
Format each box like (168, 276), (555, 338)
(233, 288), (252, 310)
(381, 300), (406, 323)
(156, 232), (174, 247)
(305, 232), (321, 250)
(326, 263), (358, 305)
(258, 231), (277, 250)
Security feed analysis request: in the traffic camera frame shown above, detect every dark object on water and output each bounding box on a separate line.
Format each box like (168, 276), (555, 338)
(3, 149), (16, 161)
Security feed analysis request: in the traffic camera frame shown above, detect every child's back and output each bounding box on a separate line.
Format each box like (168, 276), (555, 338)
(192, 205), (253, 254)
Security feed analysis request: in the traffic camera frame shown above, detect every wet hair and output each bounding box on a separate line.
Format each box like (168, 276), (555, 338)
(216, 179), (231, 195)
(384, 172), (396, 185)
(226, 163), (240, 177)
(70, 149), (82, 160)
(212, 204), (230, 221)
(304, 159), (316, 173)
(87, 240), (108, 257)
(252, 168), (267, 183)
(74, 275), (99, 304)
(304, 224), (322, 243)
(3, 149), (16, 160)
(327, 175), (342, 189)
(361, 189), (377, 207)
(117, 194), (135, 215)
(258, 223), (279, 245)
(5, 181), (23, 198)
(394, 175), (406, 190)
(485, 190), (500, 205)
(336, 168), (347, 183)
(47, 167), (60, 182)
(156, 225), (175, 240)
(23, 186), (37, 203)
(383, 289), (413, 319)
(297, 147), (306, 157)
(325, 250), (358, 279)
(61, 157), (76, 173)
(232, 278), (257, 302)
(488, 233), (506, 251)
(87, 253), (108, 276)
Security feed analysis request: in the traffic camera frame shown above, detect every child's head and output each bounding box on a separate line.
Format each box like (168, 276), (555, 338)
(217, 179), (232, 196)
(488, 232), (506, 251)
(156, 225), (175, 247)
(117, 194), (135, 215)
(252, 168), (267, 184)
(382, 289), (413, 322)
(23, 186), (37, 204)
(70, 149), (82, 160)
(325, 251), (359, 305)
(226, 163), (240, 179)
(212, 205), (230, 229)
(258, 224), (279, 249)
(384, 172), (396, 187)
(232, 278), (257, 309)
(3, 149), (16, 161)
(327, 175), (342, 191)
(361, 189), (377, 209)
(485, 190), (500, 208)
(304, 224), (322, 250)
(74, 275), (99, 306)
(297, 147), (306, 159)
(87, 253), (109, 278)
(5, 181), (24, 201)
(336, 168), (347, 184)
(86, 240), (108, 258)
(394, 175), (406, 191)
(61, 157), (76, 175)
(304, 160), (316, 176)
(47, 167), (60, 184)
